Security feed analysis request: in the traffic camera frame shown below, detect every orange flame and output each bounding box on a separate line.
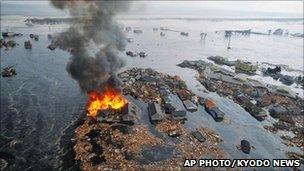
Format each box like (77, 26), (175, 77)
(86, 87), (127, 117)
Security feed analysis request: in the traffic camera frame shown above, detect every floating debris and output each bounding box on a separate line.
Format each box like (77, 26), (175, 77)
(138, 52), (147, 58)
(1, 66), (17, 77)
(207, 56), (235, 66)
(24, 41), (32, 49)
(235, 59), (258, 75)
(133, 29), (143, 34)
(126, 51), (137, 57)
(204, 99), (225, 121)
(180, 32), (189, 36)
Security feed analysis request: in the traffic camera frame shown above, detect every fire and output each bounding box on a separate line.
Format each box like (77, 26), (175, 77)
(86, 87), (127, 117)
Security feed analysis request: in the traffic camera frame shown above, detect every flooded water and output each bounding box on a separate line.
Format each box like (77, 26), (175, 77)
(1, 15), (303, 170)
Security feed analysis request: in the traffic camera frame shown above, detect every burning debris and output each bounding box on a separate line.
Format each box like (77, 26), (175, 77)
(71, 68), (226, 170)
(86, 86), (127, 118)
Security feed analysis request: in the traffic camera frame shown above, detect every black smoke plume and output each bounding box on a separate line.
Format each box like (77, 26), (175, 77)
(50, 0), (129, 92)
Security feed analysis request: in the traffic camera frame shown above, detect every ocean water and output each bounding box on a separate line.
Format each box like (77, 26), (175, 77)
(0, 11), (303, 170)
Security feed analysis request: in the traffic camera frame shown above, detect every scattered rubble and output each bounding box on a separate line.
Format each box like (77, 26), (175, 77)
(235, 92), (267, 121)
(118, 68), (188, 103)
(70, 68), (226, 169)
(155, 120), (185, 137)
(96, 103), (138, 125)
(262, 66), (281, 77)
(286, 152), (304, 165)
(0, 40), (17, 49)
(235, 59), (258, 75)
(177, 59), (303, 149)
(1, 66), (17, 77)
(73, 96), (225, 170)
(207, 56), (235, 66)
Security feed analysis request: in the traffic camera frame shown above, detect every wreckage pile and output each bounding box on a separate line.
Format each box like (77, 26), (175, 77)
(118, 68), (193, 103)
(206, 56), (303, 87)
(178, 60), (304, 161)
(72, 68), (226, 170)
(73, 118), (226, 170)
